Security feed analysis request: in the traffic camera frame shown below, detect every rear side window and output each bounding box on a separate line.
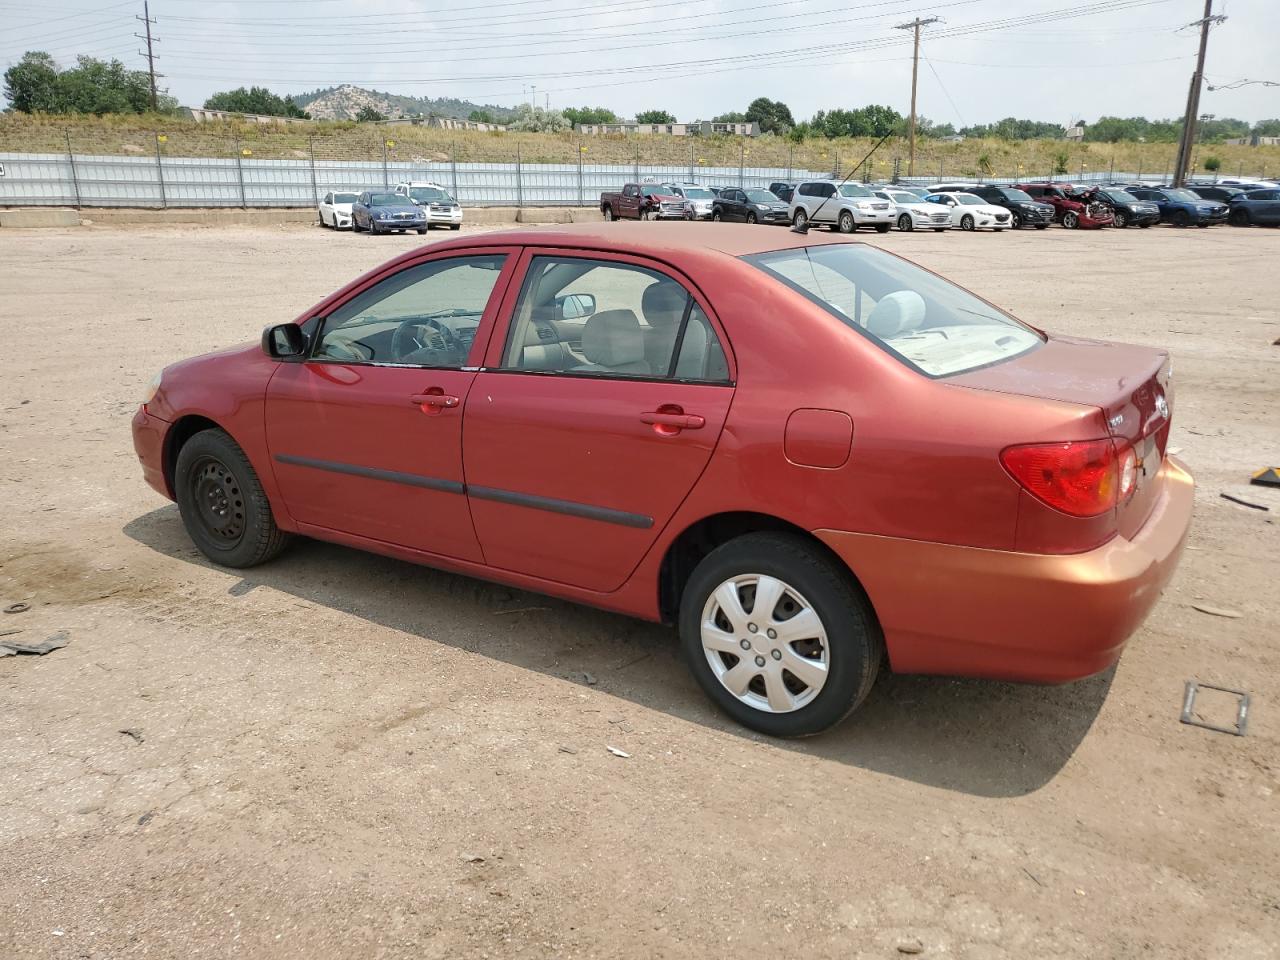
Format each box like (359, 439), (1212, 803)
(744, 245), (1042, 378)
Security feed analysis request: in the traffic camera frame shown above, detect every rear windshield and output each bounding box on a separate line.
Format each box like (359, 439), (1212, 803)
(743, 244), (1043, 378)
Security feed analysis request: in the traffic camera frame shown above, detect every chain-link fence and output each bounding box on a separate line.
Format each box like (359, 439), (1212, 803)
(1, 127), (1275, 209)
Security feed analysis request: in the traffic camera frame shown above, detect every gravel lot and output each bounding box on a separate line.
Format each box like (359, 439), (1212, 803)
(1, 220), (1277, 959)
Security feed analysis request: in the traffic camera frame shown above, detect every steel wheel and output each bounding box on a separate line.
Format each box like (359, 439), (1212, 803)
(701, 574), (829, 714)
(960, 214), (975, 231)
(189, 456), (247, 547)
(897, 213), (913, 232)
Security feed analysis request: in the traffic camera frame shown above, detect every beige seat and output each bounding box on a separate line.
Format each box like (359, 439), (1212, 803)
(574, 309), (651, 376)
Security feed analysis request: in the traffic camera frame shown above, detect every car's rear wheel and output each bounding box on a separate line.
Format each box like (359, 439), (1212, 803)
(602, 206), (614, 221)
(1062, 211), (1079, 229)
(960, 214), (975, 231)
(175, 429), (290, 569)
(792, 209), (808, 229)
(897, 213), (913, 232)
(1229, 207), (1251, 226)
(1173, 209), (1190, 227)
(680, 533), (882, 737)
(837, 210), (855, 233)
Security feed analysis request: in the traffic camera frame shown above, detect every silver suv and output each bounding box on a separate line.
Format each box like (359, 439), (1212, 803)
(789, 180), (894, 233)
(662, 182), (718, 220)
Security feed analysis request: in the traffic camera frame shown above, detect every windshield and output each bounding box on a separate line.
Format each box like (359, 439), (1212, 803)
(745, 189), (778, 203)
(681, 187), (715, 198)
(838, 184), (874, 198)
(956, 194), (984, 205)
(369, 193), (401, 205)
(999, 188), (1034, 202)
(409, 186), (453, 203)
(333, 192), (358, 204)
(888, 191), (919, 204)
(1164, 188), (1199, 202)
(743, 244), (1042, 378)
(1105, 189), (1138, 203)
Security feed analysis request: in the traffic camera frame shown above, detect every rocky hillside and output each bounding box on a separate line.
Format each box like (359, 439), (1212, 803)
(291, 85), (514, 122)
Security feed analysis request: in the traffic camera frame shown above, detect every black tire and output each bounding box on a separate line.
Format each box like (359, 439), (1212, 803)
(993, 227), (1003, 232)
(837, 210), (855, 233)
(1062, 211), (1079, 229)
(712, 211), (723, 222)
(934, 228), (946, 232)
(746, 212), (757, 224)
(351, 215), (362, 233)
(602, 205), (615, 221)
(1139, 223), (1151, 228)
(1113, 210), (1128, 228)
(1034, 224), (1048, 230)
(897, 213), (913, 232)
(449, 223), (461, 230)
(960, 214), (975, 231)
(1173, 209), (1190, 228)
(874, 223), (891, 233)
(417, 228), (428, 234)
(1229, 208), (1250, 227)
(175, 429), (290, 569)
(792, 209), (808, 229)
(1011, 211), (1023, 229)
(679, 532), (882, 737)
(318, 210), (326, 228)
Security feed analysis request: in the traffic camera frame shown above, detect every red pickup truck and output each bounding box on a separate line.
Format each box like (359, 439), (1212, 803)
(601, 183), (686, 221)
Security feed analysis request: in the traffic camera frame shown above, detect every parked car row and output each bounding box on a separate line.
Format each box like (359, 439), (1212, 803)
(601, 177), (1280, 234)
(318, 181), (464, 234)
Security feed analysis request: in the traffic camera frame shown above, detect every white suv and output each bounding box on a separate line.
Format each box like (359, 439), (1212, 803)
(789, 180), (894, 233)
(393, 181), (463, 230)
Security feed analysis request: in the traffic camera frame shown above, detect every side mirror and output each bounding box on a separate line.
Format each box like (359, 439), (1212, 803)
(554, 293), (596, 321)
(262, 323), (308, 359)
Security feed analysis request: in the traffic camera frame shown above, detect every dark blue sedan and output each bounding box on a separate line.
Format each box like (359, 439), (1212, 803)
(1227, 188), (1280, 227)
(352, 191), (428, 235)
(1129, 187), (1228, 227)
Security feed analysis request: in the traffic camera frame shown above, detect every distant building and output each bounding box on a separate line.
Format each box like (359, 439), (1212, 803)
(184, 107), (309, 125)
(1224, 135), (1280, 147)
(373, 116), (507, 132)
(1063, 123), (1085, 142)
(576, 120), (761, 137)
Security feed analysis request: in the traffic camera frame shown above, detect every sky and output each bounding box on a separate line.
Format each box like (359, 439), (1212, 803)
(3, 0), (1278, 125)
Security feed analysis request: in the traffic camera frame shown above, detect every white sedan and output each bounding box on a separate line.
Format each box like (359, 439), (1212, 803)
(923, 192), (1012, 231)
(874, 188), (954, 232)
(318, 190), (359, 229)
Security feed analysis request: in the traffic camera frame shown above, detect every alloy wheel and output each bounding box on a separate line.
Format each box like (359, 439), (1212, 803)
(1011, 211), (1022, 229)
(961, 214), (975, 231)
(838, 211), (855, 233)
(898, 213), (913, 232)
(700, 574), (829, 714)
(792, 210), (807, 229)
(1114, 210), (1127, 227)
(1063, 211), (1079, 229)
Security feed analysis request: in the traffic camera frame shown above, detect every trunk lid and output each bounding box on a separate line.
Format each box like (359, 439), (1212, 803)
(952, 334), (1173, 537)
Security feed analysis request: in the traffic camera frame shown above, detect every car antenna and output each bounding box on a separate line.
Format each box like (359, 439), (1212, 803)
(791, 127), (899, 235)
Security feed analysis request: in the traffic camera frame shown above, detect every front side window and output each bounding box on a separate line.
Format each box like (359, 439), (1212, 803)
(314, 255), (507, 367)
(743, 245), (1042, 378)
(501, 257), (728, 382)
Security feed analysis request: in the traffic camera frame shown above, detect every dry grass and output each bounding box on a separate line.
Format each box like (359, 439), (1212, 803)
(3, 112), (1278, 180)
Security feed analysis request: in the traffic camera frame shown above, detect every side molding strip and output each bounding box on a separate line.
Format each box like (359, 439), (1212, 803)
(274, 454), (464, 494)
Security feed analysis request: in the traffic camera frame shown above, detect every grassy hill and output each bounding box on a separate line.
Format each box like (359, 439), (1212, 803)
(289, 86), (517, 123)
(2, 112), (1276, 183)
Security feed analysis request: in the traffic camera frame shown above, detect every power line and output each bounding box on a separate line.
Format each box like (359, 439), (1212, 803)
(135, 0), (159, 110)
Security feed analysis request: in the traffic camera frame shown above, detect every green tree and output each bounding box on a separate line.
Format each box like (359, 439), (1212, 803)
(562, 106), (618, 126)
(744, 97), (795, 134)
(507, 103), (569, 133)
(635, 109), (676, 124)
(713, 111), (747, 123)
(1053, 152), (1069, 175)
(810, 104), (902, 138)
(468, 109), (494, 123)
(3, 51), (60, 112)
(1254, 118), (1280, 137)
(355, 105), (387, 122)
(204, 86), (308, 118)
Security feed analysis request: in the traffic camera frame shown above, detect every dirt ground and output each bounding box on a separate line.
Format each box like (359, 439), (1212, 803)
(1, 219), (1277, 960)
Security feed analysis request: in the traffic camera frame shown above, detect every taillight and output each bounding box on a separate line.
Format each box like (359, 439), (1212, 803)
(1000, 439), (1127, 518)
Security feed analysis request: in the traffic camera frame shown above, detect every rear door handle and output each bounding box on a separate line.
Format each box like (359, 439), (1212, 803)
(641, 411), (705, 430)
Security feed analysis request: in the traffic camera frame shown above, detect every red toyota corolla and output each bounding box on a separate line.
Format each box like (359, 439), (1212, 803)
(132, 223), (1193, 736)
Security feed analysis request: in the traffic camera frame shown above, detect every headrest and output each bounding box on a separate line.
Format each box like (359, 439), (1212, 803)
(865, 290), (926, 339)
(641, 282), (688, 330)
(582, 310), (645, 366)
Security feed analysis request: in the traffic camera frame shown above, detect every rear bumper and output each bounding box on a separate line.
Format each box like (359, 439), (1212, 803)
(816, 456), (1194, 683)
(132, 405), (173, 500)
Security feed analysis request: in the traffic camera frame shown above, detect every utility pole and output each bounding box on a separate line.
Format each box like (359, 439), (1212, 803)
(895, 16), (938, 177)
(135, 1), (159, 111)
(1172, 0), (1226, 186)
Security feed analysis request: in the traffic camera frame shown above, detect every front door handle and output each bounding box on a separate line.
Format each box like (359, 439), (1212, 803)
(409, 390), (460, 415)
(641, 410), (705, 434)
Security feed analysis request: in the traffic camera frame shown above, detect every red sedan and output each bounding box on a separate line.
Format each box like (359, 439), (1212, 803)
(132, 224), (1193, 736)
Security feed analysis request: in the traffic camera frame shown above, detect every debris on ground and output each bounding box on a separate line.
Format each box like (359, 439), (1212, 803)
(137, 812), (154, 826)
(607, 746), (631, 759)
(1180, 680), (1250, 736)
(897, 938), (925, 955)
(3, 602), (30, 614)
(1191, 604), (1243, 619)
(492, 606), (551, 616)
(119, 728), (145, 744)
(0, 630), (69, 656)
(0, 629), (22, 638)
(1251, 467), (1280, 488)
(1221, 492), (1270, 511)
(582, 672), (598, 686)
(558, 745), (578, 755)
(462, 854), (485, 863)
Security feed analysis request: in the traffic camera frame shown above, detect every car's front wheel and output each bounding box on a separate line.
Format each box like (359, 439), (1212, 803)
(746, 212), (757, 224)
(960, 214), (975, 231)
(1229, 207), (1251, 227)
(1113, 210), (1128, 228)
(175, 429), (290, 569)
(712, 211), (723, 222)
(897, 213), (913, 232)
(1062, 211), (1079, 229)
(1173, 209), (1190, 227)
(679, 533), (882, 737)
(837, 210), (855, 233)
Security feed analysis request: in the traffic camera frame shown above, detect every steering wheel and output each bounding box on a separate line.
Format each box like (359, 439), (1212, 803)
(391, 317), (460, 362)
